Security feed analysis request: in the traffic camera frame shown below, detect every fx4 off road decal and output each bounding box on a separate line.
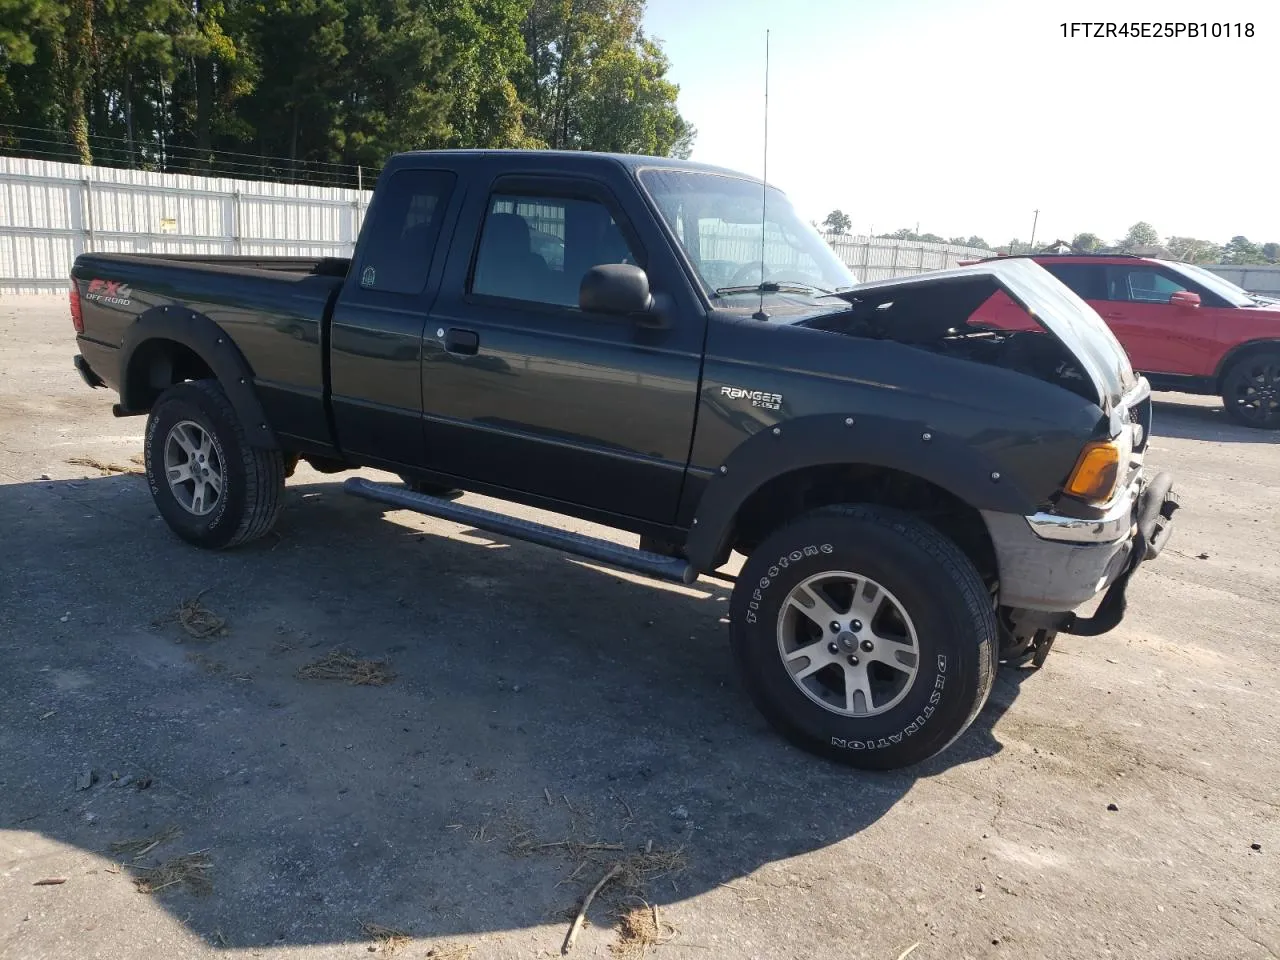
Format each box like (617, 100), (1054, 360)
(720, 385), (783, 411)
(85, 279), (133, 306)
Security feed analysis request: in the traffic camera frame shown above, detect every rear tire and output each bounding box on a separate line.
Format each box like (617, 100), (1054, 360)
(144, 380), (285, 549)
(1221, 351), (1280, 429)
(729, 504), (998, 770)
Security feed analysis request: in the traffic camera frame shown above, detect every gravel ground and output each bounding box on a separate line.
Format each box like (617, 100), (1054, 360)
(1, 295), (1277, 960)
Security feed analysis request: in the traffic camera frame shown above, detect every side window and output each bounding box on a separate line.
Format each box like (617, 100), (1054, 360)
(1105, 266), (1187, 304)
(471, 192), (639, 308)
(356, 170), (456, 295)
(1042, 262), (1104, 300)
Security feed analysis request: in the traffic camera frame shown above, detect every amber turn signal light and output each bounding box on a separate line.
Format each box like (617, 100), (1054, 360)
(1065, 441), (1121, 503)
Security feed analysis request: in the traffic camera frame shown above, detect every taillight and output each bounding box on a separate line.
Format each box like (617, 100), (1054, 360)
(69, 282), (84, 334)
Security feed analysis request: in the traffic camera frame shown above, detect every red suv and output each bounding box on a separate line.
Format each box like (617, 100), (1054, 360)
(967, 255), (1280, 428)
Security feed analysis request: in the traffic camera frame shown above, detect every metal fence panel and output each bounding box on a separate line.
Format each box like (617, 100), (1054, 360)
(1203, 264), (1280, 297)
(818, 232), (996, 282)
(0, 157), (370, 293)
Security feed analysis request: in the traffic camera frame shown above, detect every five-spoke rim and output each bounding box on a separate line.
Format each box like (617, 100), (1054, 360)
(1229, 359), (1280, 424)
(776, 571), (920, 718)
(164, 420), (223, 517)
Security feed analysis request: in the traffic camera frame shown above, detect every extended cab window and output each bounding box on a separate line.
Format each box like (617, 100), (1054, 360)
(471, 193), (638, 308)
(1105, 266), (1187, 304)
(356, 170), (456, 295)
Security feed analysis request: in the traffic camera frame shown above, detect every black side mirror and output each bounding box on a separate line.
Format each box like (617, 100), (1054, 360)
(580, 263), (653, 317)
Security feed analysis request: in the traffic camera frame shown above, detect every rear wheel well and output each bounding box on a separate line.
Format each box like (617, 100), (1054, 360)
(728, 464), (998, 584)
(1216, 340), (1280, 391)
(124, 339), (216, 412)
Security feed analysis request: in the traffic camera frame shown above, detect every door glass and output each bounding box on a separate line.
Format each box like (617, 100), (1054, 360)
(1041, 262), (1104, 300)
(1107, 267), (1187, 304)
(471, 193), (639, 308)
(355, 170), (456, 294)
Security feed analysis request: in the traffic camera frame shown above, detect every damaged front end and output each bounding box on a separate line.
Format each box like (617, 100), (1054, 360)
(800, 259), (1178, 646)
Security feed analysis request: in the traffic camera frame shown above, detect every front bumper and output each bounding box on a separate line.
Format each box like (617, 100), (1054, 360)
(982, 471), (1178, 632)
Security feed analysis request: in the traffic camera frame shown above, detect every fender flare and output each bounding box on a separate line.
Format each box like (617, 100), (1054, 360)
(683, 413), (1034, 572)
(119, 305), (279, 449)
(1214, 339), (1280, 387)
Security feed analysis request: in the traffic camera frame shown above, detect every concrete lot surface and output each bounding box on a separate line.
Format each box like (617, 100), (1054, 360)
(1, 295), (1277, 959)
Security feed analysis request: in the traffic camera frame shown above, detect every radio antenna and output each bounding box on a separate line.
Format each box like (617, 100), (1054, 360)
(753, 29), (771, 322)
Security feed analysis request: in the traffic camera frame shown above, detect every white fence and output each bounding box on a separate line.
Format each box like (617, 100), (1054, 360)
(1203, 264), (1280, 297)
(1, 157), (996, 295)
(817, 232), (996, 282)
(0, 157), (371, 294)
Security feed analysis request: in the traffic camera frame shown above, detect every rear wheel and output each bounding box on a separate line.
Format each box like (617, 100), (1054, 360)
(1222, 351), (1280, 429)
(729, 505), (998, 770)
(144, 380), (285, 549)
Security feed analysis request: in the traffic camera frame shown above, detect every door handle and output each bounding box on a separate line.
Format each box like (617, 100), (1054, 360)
(1103, 312), (1124, 319)
(444, 328), (479, 355)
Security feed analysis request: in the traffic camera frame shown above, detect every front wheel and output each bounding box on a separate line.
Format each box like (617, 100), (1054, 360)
(144, 380), (285, 549)
(1221, 352), (1280, 429)
(729, 505), (998, 770)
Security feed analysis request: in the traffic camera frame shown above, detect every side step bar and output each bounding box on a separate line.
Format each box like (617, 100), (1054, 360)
(344, 478), (697, 585)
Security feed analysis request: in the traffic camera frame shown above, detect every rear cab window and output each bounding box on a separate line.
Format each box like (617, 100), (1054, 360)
(355, 169), (457, 295)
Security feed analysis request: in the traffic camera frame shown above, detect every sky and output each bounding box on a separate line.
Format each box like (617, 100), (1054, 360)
(643, 0), (1276, 248)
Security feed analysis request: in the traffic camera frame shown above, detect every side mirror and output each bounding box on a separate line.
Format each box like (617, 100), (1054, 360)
(1170, 290), (1201, 309)
(580, 263), (654, 317)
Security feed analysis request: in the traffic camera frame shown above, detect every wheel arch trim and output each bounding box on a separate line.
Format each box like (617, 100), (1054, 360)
(1214, 338), (1280, 388)
(119, 306), (279, 449)
(683, 414), (1033, 572)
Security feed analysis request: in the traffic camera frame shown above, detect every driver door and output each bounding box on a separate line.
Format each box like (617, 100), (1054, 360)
(420, 172), (707, 523)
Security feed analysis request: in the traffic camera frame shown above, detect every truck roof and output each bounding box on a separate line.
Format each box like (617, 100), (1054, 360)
(388, 149), (764, 184)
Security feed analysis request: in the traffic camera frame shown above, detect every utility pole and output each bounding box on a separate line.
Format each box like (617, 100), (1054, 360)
(1029, 209), (1040, 251)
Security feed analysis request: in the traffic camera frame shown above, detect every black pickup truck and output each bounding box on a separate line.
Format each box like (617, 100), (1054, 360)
(69, 150), (1177, 770)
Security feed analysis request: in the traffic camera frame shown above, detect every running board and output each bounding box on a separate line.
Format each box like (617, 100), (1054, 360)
(344, 477), (697, 585)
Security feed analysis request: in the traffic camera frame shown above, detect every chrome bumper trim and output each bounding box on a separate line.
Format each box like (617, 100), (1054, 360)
(1025, 480), (1140, 545)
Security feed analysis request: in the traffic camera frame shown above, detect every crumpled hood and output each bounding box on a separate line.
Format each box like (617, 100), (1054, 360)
(839, 258), (1138, 414)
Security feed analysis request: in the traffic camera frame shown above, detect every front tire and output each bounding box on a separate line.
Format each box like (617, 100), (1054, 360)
(729, 505), (998, 770)
(1221, 351), (1280, 429)
(144, 380), (285, 549)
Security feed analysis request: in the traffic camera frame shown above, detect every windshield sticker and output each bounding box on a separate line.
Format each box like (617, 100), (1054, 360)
(361, 266), (376, 288)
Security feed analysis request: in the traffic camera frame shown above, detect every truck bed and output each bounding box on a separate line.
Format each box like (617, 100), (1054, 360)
(87, 253), (351, 278)
(72, 251), (348, 454)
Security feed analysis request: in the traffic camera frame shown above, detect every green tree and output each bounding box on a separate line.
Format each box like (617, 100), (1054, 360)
(1071, 232), (1101, 252)
(1222, 235), (1267, 265)
(964, 235), (989, 249)
(822, 210), (852, 234)
(430, 0), (532, 149)
(520, 0), (693, 156)
(338, 0), (451, 165)
(1119, 221), (1159, 251)
(1166, 236), (1222, 264)
(1260, 242), (1279, 263)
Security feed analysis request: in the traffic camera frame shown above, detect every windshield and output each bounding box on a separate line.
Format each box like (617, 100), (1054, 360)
(1164, 261), (1256, 307)
(638, 168), (857, 297)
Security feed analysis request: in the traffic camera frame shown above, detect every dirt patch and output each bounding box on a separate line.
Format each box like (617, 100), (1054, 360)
(66, 455), (145, 476)
(297, 649), (395, 686)
(130, 851), (213, 895)
(360, 921), (411, 954)
(108, 824), (181, 860)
